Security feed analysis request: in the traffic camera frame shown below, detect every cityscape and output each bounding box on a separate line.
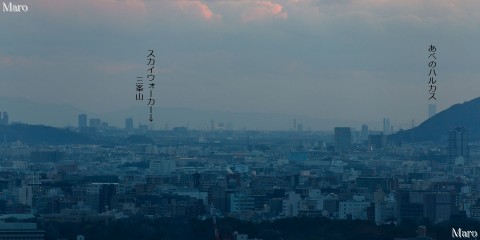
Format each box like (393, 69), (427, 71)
(3, 0), (480, 239)
(0, 97), (478, 239)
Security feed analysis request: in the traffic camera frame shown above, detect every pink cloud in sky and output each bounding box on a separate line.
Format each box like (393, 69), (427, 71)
(176, 0), (221, 20)
(1, 57), (13, 66)
(0, 56), (32, 67)
(242, 1), (288, 22)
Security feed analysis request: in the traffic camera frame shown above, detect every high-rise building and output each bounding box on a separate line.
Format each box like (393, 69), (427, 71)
(383, 118), (391, 135)
(428, 103), (437, 119)
(0, 112), (8, 126)
(368, 134), (387, 150)
(2, 112), (7, 125)
(125, 118), (134, 130)
(423, 192), (455, 223)
(361, 124), (369, 140)
(448, 127), (469, 165)
(86, 183), (118, 213)
(89, 118), (101, 128)
(78, 114), (87, 129)
(334, 127), (351, 152)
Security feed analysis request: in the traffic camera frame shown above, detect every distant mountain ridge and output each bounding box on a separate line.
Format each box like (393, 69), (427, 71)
(391, 97), (480, 142)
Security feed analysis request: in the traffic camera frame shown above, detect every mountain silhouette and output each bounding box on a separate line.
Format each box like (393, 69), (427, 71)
(391, 97), (480, 142)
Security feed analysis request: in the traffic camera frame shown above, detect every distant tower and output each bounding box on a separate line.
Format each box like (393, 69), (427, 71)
(0, 112), (8, 126)
(428, 103), (437, 119)
(293, 119), (297, 131)
(361, 124), (369, 140)
(448, 127), (469, 165)
(334, 127), (351, 152)
(78, 114), (87, 129)
(383, 118), (391, 135)
(125, 118), (134, 131)
(2, 112), (8, 125)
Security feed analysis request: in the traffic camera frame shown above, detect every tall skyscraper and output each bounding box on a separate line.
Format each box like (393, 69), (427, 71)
(334, 127), (351, 152)
(361, 124), (369, 140)
(125, 118), (134, 130)
(2, 112), (7, 125)
(78, 114), (87, 129)
(448, 127), (469, 165)
(383, 118), (391, 135)
(428, 103), (437, 118)
(0, 112), (8, 126)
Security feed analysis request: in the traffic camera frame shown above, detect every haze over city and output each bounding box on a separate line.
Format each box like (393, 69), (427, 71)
(2, 0), (480, 130)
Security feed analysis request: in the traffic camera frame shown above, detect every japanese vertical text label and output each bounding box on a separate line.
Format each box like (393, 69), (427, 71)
(428, 45), (437, 101)
(135, 50), (156, 122)
(146, 50), (156, 122)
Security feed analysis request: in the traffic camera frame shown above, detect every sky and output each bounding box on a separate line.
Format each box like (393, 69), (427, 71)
(1, 0), (480, 130)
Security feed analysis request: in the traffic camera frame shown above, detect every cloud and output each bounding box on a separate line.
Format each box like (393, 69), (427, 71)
(2, 0), (480, 127)
(308, 0), (480, 26)
(0, 56), (33, 68)
(176, 0), (221, 20)
(1, 57), (13, 66)
(242, 1), (288, 22)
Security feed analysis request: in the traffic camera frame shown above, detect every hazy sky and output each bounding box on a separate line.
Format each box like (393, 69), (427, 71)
(1, 0), (480, 129)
